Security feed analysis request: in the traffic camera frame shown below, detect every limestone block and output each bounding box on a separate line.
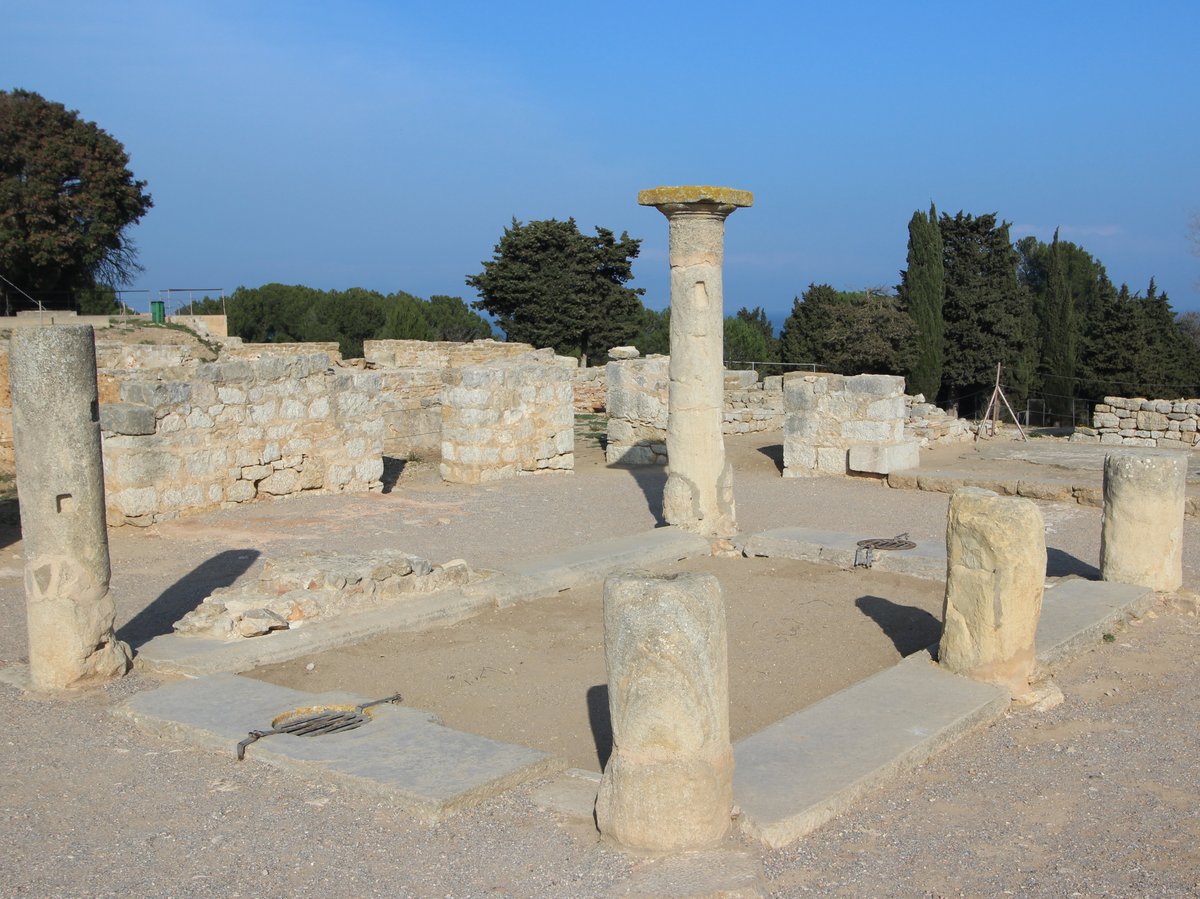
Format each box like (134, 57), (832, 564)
(609, 346), (640, 360)
(1101, 451), (1186, 591)
(596, 572), (733, 852)
(939, 488), (1046, 697)
(1137, 410), (1169, 431)
(99, 403), (156, 436)
(848, 440), (920, 474)
(226, 480), (256, 502)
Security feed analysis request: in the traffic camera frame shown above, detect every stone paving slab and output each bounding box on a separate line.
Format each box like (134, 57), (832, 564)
(743, 526), (946, 580)
(136, 527), (712, 676)
(732, 574), (1157, 848)
(120, 673), (563, 820)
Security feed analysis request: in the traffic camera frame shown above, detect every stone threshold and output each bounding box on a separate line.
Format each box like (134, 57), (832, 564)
(732, 578), (1155, 848)
(742, 526), (946, 580)
(887, 466), (1200, 518)
(135, 527), (712, 677)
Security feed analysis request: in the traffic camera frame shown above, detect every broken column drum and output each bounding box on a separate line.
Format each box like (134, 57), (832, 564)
(1100, 450), (1187, 592)
(939, 487), (1045, 697)
(10, 326), (131, 689)
(596, 572), (733, 852)
(639, 186), (753, 537)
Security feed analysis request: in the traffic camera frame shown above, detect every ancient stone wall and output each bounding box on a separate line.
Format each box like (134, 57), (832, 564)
(905, 394), (974, 447)
(377, 367), (444, 459)
(224, 342), (343, 365)
(101, 353), (384, 526)
(783, 372), (918, 477)
(440, 361), (573, 483)
(1073, 396), (1200, 448)
(604, 357), (785, 464)
(363, 338), (547, 369)
(572, 366), (607, 412)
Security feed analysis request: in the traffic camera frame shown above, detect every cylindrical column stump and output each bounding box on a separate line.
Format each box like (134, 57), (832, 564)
(596, 572), (733, 852)
(1101, 450), (1187, 592)
(10, 326), (131, 689)
(639, 186), (752, 538)
(939, 487), (1046, 697)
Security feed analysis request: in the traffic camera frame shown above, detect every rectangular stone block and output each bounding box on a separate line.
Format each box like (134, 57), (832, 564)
(848, 440), (920, 475)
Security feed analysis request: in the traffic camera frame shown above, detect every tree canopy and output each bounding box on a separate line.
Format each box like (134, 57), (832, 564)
(466, 217), (644, 366)
(779, 285), (914, 375)
(938, 212), (1033, 411)
(0, 89), (153, 311)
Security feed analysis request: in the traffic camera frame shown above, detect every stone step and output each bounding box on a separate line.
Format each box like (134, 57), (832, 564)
(119, 673), (563, 819)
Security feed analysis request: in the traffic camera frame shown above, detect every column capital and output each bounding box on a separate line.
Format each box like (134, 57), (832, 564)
(638, 185), (753, 218)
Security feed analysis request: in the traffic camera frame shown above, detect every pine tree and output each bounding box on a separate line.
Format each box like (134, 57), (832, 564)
(898, 203), (944, 399)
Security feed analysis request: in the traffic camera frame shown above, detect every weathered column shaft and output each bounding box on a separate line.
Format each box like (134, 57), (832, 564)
(596, 572), (733, 852)
(10, 326), (130, 689)
(939, 487), (1045, 697)
(1101, 450), (1187, 592)
(640, 186), (752, 537)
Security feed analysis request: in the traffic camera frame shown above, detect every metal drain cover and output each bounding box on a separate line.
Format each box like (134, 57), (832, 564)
(854, 533), (916, 568)
(236, 692), (402, 760)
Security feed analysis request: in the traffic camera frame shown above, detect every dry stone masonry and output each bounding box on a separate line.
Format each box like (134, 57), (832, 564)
(1100, 450), (1187, 592)
(605, 354), (785, 464)
(905, 393), (974, 447)
(1075, 396), (1200, 447)
(174, 550), (480, 639)
(10, 326), (131, 689)
(596, 572), (734, 852)
(102, 352), (384, 526)
(783, 373), (919, 477)
(939, 487), (1046, 698)
(636, 185), (751, 536)
(439, 361), (574, 484)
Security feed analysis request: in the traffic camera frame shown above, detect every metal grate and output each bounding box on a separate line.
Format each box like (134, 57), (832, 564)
(854, 533), (916, 568)
(236, 692), (402, 760)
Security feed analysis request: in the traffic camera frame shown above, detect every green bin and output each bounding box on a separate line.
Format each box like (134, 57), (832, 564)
(151, 300), (165, 324)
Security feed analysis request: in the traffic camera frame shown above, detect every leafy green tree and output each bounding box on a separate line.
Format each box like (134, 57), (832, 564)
(898, 203), (944, 399)
(780, 284), (914, 375)
(421, 294), (493, 341)
(723, 315), (774, 372)
(176, 297), (225, 315)
(466, 217), (644, 365)
(0, 89), (153, 311)
(380, 293), (435, 341)
(939, 212), (1034, 412)
(634, 305), (670, 356)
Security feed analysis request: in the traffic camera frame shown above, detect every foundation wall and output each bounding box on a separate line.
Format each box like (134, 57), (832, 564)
(1074, 396), (1200, 448)
(101, 354), (384, 526)
(783, 372), (913, 477)
(363, 338), (550, 369)
(440, 362), (573, 483)
(604, 357), (785, 464)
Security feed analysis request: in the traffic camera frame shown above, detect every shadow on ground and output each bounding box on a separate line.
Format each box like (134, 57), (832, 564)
(118, 549), (260, 649)
(586, 684), (613, 770)
(1047, 547), (1100, 579)
(855, 594), (942, 656)
(757, 444), (785, 474)
(611, 464), (667, 527)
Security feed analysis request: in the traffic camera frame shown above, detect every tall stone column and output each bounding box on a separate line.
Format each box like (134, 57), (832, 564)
(10, 326), (131, 690)
(639, 186), (753, 537)
(596, 572), (733, 852)
(1101, 450), (1187, 591)
(939, 487), (1045, 697)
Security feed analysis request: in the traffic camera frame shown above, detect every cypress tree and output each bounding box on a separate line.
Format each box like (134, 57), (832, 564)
(1040, 230), (1077, 417)
(939, 212), (1034, 414)
(898, 203), (944, 400)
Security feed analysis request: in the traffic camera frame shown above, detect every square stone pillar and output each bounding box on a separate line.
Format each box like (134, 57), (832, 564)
(639, 186), (752, 537)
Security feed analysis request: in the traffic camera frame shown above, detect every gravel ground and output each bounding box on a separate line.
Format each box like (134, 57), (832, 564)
(1, 433), (1198, 897)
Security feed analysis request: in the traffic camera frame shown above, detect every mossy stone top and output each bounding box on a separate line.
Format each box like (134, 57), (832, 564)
(638, 186), (753, 208)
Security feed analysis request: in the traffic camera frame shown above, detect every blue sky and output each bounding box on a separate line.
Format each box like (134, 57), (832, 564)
(5, 1), (1198, 324)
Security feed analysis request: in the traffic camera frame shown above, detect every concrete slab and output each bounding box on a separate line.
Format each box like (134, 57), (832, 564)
(120, 673), (563, 819)
(734, 653), (1008, 848)
(1037, 577), (1156, 670)
(743, 526), (946, 580)
(527, 768), (600, 820)
(474, 526), (712, 607)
